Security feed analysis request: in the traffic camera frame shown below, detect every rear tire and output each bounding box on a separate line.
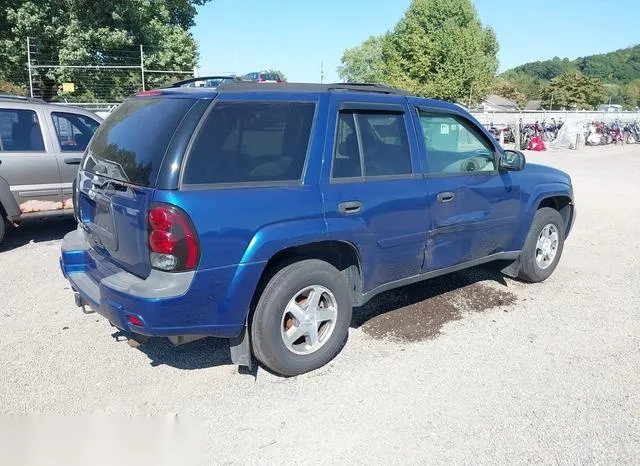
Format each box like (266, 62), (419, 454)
(251, 259), (352, 376)
(518, 207), (565, 283)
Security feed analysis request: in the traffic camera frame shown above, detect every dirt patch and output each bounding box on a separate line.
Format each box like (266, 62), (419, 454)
(355, 269), (517, 343)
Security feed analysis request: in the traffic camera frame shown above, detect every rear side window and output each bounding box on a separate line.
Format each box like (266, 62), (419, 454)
(0, 109), (45, 152)
(332, 111), (412, 179)
(183, 101), (316, 185)
(52, 112), (100, 152)
(84, 98), (196, 186)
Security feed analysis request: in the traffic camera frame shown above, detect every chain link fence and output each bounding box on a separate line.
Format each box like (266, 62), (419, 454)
(25, 37), (194, 109)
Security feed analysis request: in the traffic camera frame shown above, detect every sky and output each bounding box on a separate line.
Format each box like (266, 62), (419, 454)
(192, 0), (640, 83)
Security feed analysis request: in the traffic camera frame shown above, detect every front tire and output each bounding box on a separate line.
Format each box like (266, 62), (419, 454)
(518, 207), (566, 283)
(251, 259), (352, 376)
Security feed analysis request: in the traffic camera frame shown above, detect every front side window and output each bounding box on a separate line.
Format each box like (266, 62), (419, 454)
(418, 110), (496, 174)
(0, 109), (45, 152)
(52, 112), (100, 152)
(183, 101), (316, 185)
(332, 110), (412, 179)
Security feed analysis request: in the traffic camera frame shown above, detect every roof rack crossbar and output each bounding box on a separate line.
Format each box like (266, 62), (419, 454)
(326, 83), (408, 95)
(213, 81), (411, 96)
(165, 75), (242, 88)
(0, 94), (46, 104)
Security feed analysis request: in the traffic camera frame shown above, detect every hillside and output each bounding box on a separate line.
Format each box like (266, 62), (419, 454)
(503, 44), (640, 85)
(499, 45), (640, 106)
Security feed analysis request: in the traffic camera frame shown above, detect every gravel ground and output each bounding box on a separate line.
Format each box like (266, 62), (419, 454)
(1, 144), (640, 464)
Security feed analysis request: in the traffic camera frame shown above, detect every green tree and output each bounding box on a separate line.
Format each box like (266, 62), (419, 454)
(541, 71), (607, 110)
(499, 70), (545, 101)
(504, 45), (640, 87)
(0, 0), (210, 101)
(337, 0), (498, 103)
(337, 35), (387, 83)
(603, 83), (623, 105)
(382, 0), (498, 103)
(489, 78), (526, 107)
(623, 80), (640, 109)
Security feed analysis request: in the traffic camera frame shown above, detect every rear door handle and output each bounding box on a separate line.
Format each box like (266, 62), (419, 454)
(436, 192), (455, 203)
(338, 201), (363, 215)
(64, 157), (82, 165)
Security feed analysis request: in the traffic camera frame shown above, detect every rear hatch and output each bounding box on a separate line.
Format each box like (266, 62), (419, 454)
(77, 95), (200, 278)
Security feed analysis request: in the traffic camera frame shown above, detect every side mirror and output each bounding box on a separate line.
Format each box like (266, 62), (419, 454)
(500, 150), (526, 171)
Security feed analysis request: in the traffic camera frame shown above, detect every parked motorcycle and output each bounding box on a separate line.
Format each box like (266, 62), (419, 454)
(624, 121), (640, 144)
(609, 120), (624, 144)
(585, 121), (613, 146)
(541, 118), (563, 142)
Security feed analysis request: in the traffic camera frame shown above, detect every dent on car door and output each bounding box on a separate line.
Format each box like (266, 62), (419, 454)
(0, 107), (63, 215)
(322, 99), (431, 292)
(416, 109), (521, 270)
(49, 111), (101, 209)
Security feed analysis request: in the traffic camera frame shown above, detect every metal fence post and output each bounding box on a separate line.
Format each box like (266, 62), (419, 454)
(140, 45), (145, 92)
(26, 37), (34, 98)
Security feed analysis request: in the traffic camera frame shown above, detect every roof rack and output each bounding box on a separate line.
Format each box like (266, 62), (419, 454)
(0, 94), (47, 104)
(165, 76), (245, 88)
(215, 82), (411, 95)
(326, 83), (410, 95)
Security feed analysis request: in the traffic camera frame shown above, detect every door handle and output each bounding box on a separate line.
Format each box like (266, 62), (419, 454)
(436, 192), (455, 203)
(338, 201), (363, 215)
(64, 157), (82, 165)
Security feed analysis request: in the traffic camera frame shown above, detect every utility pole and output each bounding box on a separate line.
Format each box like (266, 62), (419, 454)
(140, 44), (145, 91)
(26, 37), (34, 98)
(320, 61), (325, 84)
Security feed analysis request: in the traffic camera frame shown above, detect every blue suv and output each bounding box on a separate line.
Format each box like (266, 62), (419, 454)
(60, 83), (575, 376)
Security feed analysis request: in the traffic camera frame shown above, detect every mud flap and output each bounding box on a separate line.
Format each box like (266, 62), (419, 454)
(229, 326), (252, 370)
(500, 257), (520, 278)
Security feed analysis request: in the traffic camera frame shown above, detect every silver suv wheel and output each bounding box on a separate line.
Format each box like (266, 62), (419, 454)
(280, 285), (338, 355)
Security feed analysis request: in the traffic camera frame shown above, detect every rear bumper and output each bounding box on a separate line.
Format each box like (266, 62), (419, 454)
(59, 227), (254, 339)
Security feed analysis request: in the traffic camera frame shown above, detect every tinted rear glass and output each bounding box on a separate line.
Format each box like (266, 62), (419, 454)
(183, 101), (315, 185)
(83, 97), (195, 186)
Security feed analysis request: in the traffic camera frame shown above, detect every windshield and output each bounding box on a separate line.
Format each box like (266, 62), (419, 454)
(83, 97), (196, 186)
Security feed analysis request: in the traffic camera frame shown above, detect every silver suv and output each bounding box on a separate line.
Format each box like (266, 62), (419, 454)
(0, 95), (102, 244)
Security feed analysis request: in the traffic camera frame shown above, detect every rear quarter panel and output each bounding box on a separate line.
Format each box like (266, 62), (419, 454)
(151, 93), (330, 325)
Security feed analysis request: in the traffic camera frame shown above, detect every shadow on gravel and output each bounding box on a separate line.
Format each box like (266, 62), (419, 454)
(115, 266), (518, 371)
(0, 217), (77, 252)
(113, 332), (234, 371)
(351, 266), (517, 343)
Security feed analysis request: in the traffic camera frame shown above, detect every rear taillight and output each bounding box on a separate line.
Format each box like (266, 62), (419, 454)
(148, 204), (200, 272)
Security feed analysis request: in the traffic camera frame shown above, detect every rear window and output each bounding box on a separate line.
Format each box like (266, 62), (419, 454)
(183, 101), (315, 185)
(83, 97), (196, 186)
